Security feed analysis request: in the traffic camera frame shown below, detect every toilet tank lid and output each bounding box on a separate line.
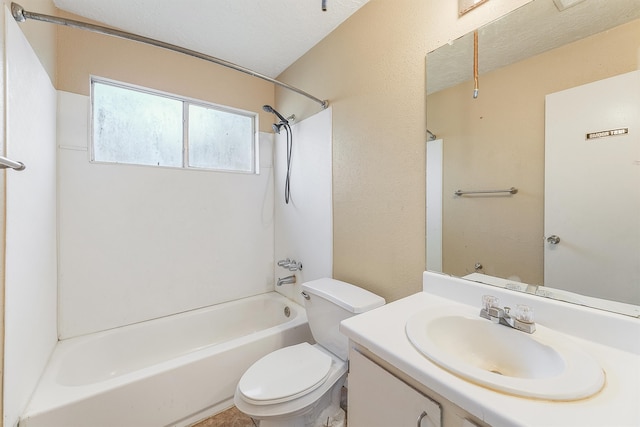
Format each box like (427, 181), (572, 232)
(302, 278), (385, 313)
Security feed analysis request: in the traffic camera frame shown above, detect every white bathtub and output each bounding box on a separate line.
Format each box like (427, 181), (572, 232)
(19, 292), (312, 427)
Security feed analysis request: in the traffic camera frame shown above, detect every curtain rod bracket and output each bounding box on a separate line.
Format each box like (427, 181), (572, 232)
(11, 2), (26, 22)
(10, 2), (330, 110)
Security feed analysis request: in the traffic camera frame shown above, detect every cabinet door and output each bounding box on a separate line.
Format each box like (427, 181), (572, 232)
(348, 349), (442, 427)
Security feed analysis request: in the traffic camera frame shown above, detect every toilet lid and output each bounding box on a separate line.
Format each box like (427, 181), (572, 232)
(238, 343), (332, 405)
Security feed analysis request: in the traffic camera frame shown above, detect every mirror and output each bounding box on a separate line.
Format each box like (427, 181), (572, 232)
(426, 0), (640, 317)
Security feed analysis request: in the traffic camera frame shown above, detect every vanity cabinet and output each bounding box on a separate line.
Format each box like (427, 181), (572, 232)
(348, 347), (484, 427)
(341, 281), (640, 426)
(348, 348), (441, 426)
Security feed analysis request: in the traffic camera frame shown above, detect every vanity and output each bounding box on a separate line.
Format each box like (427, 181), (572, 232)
(340, 271), (640, 426)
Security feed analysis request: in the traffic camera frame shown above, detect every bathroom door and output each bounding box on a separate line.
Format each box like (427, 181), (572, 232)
(544, 70), (640, 305)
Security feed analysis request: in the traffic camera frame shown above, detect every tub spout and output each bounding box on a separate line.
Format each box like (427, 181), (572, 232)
(277, 275), (296, 286)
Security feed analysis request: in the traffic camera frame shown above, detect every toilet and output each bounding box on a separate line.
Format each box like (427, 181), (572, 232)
(234, 278), (385, 427)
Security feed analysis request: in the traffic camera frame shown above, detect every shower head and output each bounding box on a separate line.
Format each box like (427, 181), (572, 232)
(262, 105), (288, 124)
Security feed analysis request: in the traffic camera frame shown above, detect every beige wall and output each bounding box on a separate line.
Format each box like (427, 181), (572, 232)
(428, 19), (639, 284)
(55, 11), (276, 133)
(276, 0), (530, 302)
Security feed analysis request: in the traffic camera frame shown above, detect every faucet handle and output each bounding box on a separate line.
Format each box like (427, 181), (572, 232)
(514, 304), (535, 323)
(482, 295), (499, 310)
(287, 260), (303, 271)
(277, 258), (291, 267)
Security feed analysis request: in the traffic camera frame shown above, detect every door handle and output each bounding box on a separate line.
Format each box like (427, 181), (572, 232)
(546, 235), (561, 245)
(416, 411), (428, 427)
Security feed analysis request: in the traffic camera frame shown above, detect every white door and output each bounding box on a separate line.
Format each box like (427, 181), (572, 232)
(544, 70), (640, 305)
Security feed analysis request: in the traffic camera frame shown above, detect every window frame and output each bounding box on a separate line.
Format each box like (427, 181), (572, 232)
(89, 76), (260, 174)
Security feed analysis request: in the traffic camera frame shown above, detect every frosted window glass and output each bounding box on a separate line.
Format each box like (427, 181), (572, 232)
(93, 82), (183, 167)
(91, 79), (256, 173)
(188, 104), (254, 172)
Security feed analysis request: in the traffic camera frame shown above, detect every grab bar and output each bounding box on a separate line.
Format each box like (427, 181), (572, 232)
(0, 155), (26, 171)
(454, 187), (517, 196)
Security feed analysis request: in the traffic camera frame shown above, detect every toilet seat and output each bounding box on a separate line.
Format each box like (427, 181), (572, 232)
(237, 343), (332, 405)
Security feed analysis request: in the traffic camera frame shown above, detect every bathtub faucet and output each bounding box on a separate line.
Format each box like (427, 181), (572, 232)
(277, 275), (296, 286)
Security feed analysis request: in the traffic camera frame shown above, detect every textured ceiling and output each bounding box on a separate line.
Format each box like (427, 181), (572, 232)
(52, 0), (370, 78)
(427, 0), (640, 94)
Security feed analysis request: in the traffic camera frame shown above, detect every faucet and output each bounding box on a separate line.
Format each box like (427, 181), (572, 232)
(277, 275), (296, 286)
(479, 295), (536, 334)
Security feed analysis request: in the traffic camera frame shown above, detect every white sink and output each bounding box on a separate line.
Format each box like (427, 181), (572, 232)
(405, 307), (605, 400)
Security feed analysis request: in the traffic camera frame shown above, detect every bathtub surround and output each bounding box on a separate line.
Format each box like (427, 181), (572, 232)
(274, 107), (333, 307)
(56, 91), (335, 339)
(56, 91), (275, 338)
(2, 7), (58, 427)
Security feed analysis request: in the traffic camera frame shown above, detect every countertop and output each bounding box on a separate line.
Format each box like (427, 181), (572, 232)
(340, 277), (640, 427)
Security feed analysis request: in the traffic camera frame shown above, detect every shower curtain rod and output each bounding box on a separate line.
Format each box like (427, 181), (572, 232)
(10, 2), (329, 110)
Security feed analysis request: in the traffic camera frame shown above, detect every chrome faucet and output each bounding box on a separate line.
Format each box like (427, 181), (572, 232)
(277, 275), (297, 286)
(277, 258), (303, 272)
(479, 295), (536, 334)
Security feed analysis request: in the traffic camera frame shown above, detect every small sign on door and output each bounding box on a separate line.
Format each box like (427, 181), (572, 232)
(586, 128), (628, 140)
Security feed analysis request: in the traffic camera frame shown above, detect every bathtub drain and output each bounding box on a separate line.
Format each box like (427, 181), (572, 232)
(284, 306), (291, 317)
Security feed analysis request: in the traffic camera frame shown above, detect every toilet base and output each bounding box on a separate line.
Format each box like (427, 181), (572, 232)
(315, 405), (346, 427)
(257, 404), (344, 427)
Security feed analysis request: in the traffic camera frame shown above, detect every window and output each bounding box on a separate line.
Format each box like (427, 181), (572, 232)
(91, 78), (257, 173)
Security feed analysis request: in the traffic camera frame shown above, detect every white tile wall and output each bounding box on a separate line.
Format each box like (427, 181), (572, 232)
(273, 108), (333, 305)
(57, 91), (275, 338)
(3, 9), (58, 427)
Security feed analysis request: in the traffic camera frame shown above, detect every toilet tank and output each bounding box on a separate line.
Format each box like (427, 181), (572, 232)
(302, 278), (385, 360)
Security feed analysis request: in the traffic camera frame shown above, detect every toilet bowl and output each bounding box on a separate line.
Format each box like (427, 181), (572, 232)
(234, 278), (385, 427)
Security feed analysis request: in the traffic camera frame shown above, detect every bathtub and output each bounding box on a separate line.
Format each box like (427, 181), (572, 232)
(19, 292), (312, 427)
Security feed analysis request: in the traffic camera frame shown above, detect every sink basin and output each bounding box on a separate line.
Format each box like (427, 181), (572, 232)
(405, 307), (604, 400)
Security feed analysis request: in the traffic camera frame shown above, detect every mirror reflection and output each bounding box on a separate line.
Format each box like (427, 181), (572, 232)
(426, 0), (640, 316)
